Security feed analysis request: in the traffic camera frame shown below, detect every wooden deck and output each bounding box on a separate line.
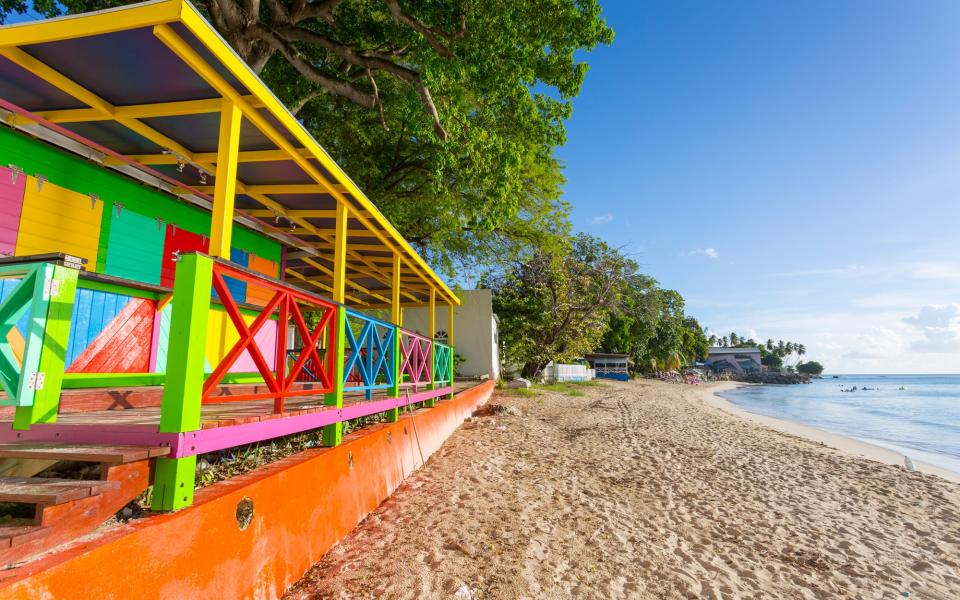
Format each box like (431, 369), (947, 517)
(0, 381), (480, 459)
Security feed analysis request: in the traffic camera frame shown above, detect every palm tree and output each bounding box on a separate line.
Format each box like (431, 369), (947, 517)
(721, 336), (729, 348)
(796, 343), (806, 365)
(766, 339), (775, 352)
(777, 340), (786, 357)
(730, 332), (739, 346)
(708, 334), (718, 347)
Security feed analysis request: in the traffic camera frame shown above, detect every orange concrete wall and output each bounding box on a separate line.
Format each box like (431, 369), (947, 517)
(0, 381), (495, 600)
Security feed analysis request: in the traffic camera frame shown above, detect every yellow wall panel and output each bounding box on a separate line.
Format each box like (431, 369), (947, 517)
(15, 176), (102, 266)
(205, 311), (262, 371)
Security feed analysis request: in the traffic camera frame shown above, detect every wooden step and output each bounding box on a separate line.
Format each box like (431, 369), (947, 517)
(0, 443), (170, 464)
(0, 477), (119, 505)
(0, 522), (49, 548)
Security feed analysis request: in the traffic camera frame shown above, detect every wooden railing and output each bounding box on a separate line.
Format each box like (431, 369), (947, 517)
(343, 309), (396, 399)
(202, 259), (337, 410)
(399, 328), (433, 390)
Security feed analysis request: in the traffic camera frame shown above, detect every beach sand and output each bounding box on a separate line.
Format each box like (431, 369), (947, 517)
(283, 380), (960, 599)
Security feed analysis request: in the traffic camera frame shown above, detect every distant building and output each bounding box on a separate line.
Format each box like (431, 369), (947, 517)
(585, 353), (630, 381)
(402, 289), (500, 380)
(704, 347), (762, 375)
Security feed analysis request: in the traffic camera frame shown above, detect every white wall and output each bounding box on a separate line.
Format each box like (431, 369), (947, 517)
(403, 289), (500, 380)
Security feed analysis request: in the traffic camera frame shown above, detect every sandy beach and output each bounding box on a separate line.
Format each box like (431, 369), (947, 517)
(284, 380), (960, 599)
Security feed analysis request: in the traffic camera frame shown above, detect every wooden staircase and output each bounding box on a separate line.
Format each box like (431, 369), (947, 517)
(0, 443), (170, 565)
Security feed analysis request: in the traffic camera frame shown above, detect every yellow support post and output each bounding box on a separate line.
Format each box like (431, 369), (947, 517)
(209, 100), (242, 259)
(386, 252), (402, 422)
(322, 202), (348, 446)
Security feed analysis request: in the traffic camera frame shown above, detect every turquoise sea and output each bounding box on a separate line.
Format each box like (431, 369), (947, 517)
(720, 374), (960, 475)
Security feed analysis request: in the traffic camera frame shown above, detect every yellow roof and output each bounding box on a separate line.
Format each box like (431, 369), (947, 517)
(0, 0), (458, 307)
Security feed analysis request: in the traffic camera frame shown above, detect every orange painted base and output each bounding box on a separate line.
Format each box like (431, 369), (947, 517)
(0, 381), (494, 600)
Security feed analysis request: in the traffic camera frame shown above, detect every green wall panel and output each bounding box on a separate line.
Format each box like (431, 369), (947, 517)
(104, 207), (165, 284)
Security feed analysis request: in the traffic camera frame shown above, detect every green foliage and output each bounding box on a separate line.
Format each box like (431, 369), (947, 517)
(599, 278), (708, 373)
(761, 353), (783, 369)
(486, 234), (635, 378)
(797, 361), (824, 375)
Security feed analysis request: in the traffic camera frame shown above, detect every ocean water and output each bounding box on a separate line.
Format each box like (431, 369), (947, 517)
(720, 374), (960, 475)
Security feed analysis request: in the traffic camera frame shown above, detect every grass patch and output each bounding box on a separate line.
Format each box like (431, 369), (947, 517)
(534, 383), (570, 393)
(533, 381), (600, 396)
(568, 380), (606, 387)
(504, 387), (541, 397)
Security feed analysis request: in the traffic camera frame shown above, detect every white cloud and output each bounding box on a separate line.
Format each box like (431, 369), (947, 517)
(687, 247), (719, 259)
(590, 213), (613, 225)
(910, 262), (960, 281)
(903, 304), (960, 353)
(771, 264), (867, 278)
(772, 260), (960, 282)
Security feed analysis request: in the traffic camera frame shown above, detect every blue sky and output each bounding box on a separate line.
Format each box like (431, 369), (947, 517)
(560, 0), (960, 373)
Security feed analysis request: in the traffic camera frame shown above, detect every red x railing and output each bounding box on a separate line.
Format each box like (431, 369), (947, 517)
(203, 260), (337, 412)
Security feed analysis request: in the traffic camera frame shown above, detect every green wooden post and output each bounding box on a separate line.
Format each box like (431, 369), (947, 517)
(447, 302), (455, 399)
(13, 264), (78, 429)
(385, 324), (400, 422)
(424, 340), (438, 408)
(448, 342), (455, 400)
(322, 304), (346, 446)
(152, 253), (213, 512)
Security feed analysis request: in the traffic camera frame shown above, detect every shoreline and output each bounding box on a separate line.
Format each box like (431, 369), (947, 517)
(702, 381), (960, 484)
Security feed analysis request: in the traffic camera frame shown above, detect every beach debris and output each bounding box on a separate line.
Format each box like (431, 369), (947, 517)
(446, 538), (477, 557)
(488, 404), (522, 417)
(506, 378), (531, 389)
(904, 456), (916, 472)
(453, 585), (473, 599)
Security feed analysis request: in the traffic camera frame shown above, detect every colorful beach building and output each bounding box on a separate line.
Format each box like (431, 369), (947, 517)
(704, 347), (763, 375)
(0, 0), (488, 574)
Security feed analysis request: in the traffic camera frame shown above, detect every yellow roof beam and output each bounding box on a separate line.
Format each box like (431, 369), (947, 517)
(299, 257), (391, 305)
(244, 209), (371, 219)
(309, 243), (395, 253)
(31, 95), (261, 124)
(114, 148), (319, 166)
(284, 269), (365, 305)
(0, 0), (182, 46)
(196, 184), (347, 195)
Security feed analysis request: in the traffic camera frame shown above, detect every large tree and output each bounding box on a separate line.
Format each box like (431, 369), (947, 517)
(3, 0), (613, 275)
(486, 234), (634, 378)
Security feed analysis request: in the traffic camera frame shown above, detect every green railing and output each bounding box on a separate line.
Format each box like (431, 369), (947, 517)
(0, 256), (79, 429)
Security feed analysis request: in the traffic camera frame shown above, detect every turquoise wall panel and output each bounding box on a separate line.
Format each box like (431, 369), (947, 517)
(104, 207), (165, 285)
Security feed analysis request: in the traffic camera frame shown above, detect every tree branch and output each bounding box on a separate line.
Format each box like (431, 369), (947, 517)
(382, 0), (465, 59)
